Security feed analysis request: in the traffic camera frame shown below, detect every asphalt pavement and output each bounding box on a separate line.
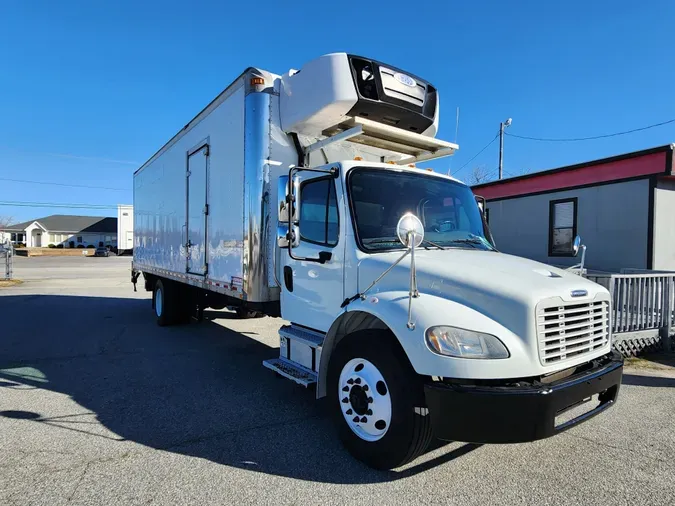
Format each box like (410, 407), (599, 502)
(1, 256), (674, 505)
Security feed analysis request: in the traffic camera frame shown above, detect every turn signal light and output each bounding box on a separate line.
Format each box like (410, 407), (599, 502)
(250, 77), (265, 86)
(354, 156), (363, 161)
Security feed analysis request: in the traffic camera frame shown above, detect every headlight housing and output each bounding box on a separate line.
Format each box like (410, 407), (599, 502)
(425, 326), (510, 359)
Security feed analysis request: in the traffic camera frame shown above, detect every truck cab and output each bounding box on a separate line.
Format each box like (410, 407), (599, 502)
(268, 54), (622, 469)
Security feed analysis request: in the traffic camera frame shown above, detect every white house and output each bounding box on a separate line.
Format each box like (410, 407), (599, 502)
(0, 215), (118, 248)
(117, 204), (134, 253)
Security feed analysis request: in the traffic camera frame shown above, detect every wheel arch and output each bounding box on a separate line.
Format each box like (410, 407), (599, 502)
(317, 310), (405, 398)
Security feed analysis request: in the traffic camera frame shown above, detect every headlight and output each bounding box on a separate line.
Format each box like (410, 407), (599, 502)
(425, 326), (509, 359)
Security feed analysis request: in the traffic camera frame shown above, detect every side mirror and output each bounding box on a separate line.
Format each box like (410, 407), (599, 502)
(278, 175), (290, 223)
(475, 195), (486, 214)
(277, 175), (300, 224)
(572, 235), (581, 257)
(396, 213), (424, 249)
(277, 224), (299, 248)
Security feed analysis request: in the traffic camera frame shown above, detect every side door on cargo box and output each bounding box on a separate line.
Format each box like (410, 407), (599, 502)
(186, 143), (209, 275)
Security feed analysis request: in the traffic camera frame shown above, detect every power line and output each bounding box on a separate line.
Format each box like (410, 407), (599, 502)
(0, 200), (119, 210)
(0, 177), (128, 191)
(505, 118), (675, 142)
(452, 132), (500, 176)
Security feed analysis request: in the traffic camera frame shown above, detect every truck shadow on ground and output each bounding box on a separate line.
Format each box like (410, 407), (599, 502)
(0, 294), (480, 483)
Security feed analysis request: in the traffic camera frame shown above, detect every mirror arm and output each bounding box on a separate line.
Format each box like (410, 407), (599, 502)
(407, 231), (419, 330)
(341, 249), (411, 308)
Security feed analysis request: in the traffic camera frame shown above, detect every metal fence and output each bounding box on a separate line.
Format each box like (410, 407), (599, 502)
(1, 239), (13, 280)
(588, 272), (675, 356)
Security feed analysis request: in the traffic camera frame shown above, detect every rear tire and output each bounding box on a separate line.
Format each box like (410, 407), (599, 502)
(153, 279), (177, 326)
(235, 307), (263, 319)
(327, 330), (433, 470)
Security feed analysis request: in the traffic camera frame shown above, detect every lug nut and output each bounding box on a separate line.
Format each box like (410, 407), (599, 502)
(346, 409), (353, 415)
(354, 378), (361, 384)
(342, 397), (349, 403)
(342, 386), (349, 392)
(347, 379), (354, 385)
(367, 409), (373, 416)
(367, 397), (373, 403)
(363, 385), (369, 391)
(353, 416), (360, 423)
(360, 417), (367, 423)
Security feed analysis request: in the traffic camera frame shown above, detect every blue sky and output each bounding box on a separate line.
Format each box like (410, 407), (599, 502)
(2, 0), (675, 222)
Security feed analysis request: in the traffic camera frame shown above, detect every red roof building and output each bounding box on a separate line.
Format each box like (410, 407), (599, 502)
(472, 144), (675, 272)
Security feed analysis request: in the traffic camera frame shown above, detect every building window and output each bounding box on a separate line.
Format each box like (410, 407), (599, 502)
(77, 236), (83, 243)
(549, 198), (577, 257)
(299, 178), (339, 246)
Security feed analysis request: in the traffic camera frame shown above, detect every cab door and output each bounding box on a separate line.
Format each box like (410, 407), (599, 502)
(280, 167), (345, 332)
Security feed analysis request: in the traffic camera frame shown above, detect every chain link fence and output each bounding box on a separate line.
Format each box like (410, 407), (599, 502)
(1, 239), (13, 280)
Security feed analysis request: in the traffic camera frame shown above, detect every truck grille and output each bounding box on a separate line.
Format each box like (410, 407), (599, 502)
(536, 298), (610, 365)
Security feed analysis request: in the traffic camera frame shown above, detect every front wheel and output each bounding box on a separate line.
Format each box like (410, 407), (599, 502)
(327, 330), (433, 470)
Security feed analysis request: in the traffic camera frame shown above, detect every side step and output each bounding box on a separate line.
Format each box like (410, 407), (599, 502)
(278, 325), (324, 348)
(263, 358), (317, 387)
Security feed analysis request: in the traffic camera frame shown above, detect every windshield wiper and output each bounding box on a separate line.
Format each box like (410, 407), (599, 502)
(446, 238), (483, 249)
(446, 236), (496, 250)
(363, 238), (446, 251)
(363, 239), (399, 245)
(422, 239), (445, 250)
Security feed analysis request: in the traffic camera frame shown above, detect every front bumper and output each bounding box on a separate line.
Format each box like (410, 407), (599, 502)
(424, 351), (623, 444)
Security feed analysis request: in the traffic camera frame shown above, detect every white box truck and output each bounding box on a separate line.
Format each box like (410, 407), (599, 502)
(132, 53), (623, 469)
(117, 204), (133, 255)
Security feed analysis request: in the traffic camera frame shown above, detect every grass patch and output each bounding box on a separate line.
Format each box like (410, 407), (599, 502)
(0, 279), (23, 287)
(624, 352), (675, 371)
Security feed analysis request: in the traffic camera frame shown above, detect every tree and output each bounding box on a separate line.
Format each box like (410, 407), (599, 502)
(467, 165), (494, 186)
(0, 216), (14, 230)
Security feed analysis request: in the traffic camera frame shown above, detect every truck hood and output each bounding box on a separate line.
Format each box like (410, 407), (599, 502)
(357, 249), (607, 338)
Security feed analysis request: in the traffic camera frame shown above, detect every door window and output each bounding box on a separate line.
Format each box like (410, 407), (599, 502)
(299, 178), (339, 246)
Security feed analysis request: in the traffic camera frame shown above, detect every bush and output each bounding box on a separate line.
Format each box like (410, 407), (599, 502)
(47, 244), (56, 248)
(55, 244), (64, 249)
(86, 244), (95, 248)
(77, 244), (85, 248)
(15, 242), (25, 248)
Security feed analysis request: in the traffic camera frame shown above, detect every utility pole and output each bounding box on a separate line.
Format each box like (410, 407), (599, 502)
(499, 118), (512, 180)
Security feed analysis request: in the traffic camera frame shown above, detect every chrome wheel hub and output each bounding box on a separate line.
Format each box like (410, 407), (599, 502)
(338, 358), (391, 442)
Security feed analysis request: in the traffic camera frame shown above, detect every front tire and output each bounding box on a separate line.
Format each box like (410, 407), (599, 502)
(327, 330), (433, 470)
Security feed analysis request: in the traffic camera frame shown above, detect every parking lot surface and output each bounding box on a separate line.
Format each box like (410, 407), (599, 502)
(1, 256), (674, 505)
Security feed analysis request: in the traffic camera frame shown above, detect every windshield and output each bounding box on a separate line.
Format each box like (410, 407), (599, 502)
(349, 168), (494, 252)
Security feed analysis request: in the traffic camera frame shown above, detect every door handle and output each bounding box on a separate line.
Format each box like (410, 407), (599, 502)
(283, 266), (293, 292)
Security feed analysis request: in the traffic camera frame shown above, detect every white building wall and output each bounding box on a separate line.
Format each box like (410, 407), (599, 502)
(117, 205), (133, 251)
(46, 232), (116, 248)
(653, 178), (675, 271)
(25, 222), (45, 248)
